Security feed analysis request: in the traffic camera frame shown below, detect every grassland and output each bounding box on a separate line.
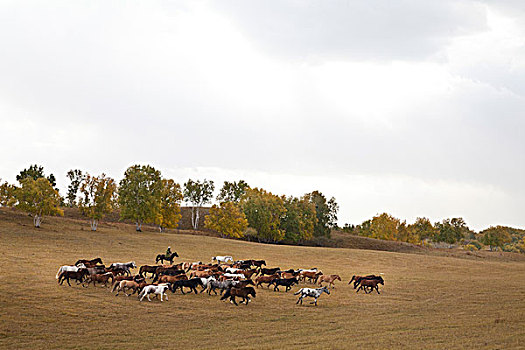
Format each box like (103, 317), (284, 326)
(1, 208), (524, 349)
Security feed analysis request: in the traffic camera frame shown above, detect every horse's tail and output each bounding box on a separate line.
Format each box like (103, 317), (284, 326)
(56, 267), (62, 279)
(294, 289), (303, 295)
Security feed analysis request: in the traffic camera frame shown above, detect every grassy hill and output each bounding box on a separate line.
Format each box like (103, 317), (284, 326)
(1, 208), (524, 349)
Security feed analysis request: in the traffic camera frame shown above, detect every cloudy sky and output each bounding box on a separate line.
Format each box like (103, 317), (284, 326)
(1, 0), (524, 230)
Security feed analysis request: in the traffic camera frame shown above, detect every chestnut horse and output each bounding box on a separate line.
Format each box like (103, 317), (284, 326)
(220, 287), (256, 306)
(318, 274), (342, 288)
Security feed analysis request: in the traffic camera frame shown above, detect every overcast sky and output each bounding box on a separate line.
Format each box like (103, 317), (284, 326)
(1, 0), (524, 230)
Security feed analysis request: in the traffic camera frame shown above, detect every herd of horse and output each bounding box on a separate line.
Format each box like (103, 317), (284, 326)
(56, 254), (385, 306)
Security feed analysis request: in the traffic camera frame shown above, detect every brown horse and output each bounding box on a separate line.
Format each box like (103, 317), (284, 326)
(112, 279), (146, 296)
(255, 274), (279, 288)
(75, 257), (103, 267)
(158, 274), (188, 284)
(83, 272), (114, 287)
(139, 265), (161, 278)
(241, 268), (258, 279)
(189, 270), (215, 279)
(220, 287), (256, 306)
(356, 277), (384, 294)
(58, 269), (88, 286)
(299, 271), (323, 284)
(318, 274), (342, 288)
(349, 275), (382, 289)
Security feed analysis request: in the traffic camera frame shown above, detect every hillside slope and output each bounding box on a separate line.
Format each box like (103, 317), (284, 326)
(1, 208), (524, 349)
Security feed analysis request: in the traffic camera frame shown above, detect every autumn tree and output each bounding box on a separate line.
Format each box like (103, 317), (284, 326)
(15, 177), (63, 227)
(205, 201), (248, 238)
(155, 179), (183, 232)
(434, 218), (470, 244)
(118, 165), (162, 232)
(16, 164), (57, 189)
(369, 213), (400, 241)
(217, 180), (249, 203)
(409, 217), (437, 241)
(183, 179), (215, 230)
(78, 173), (117, 231)
(66, 169), (83, 207)
(241, 188), (286, 243)
(305, 191), (338, 237)
(480, 226), (512, 251)
(0, 180), (16, 207)
(280, 195), (316, 242)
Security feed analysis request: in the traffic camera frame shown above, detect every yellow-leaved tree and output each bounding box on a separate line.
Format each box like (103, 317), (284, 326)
(155, 179), (183, 232)
(78, 173), (117, 231)
(0, 179), (16, 207)
(15, 177), (63, 227)
(205, 201), (248, 238)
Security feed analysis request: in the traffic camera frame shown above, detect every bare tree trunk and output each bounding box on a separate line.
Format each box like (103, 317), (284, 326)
(194, 207), (200, 230)
(91, 219), (98, 231)
(34, 215), (43, 228)
(191, 207), (196, 230)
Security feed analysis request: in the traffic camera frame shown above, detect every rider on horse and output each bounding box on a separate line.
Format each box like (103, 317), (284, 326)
(166, 246), (172, 257)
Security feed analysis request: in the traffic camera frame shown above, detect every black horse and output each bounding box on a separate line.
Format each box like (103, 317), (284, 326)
(170, 278), (204, 294)
(155, 252), (179, 264)
(271, 277), (299, 292)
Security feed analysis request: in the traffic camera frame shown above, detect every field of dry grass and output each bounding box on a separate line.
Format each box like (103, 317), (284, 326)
(1, 208), (524, 349)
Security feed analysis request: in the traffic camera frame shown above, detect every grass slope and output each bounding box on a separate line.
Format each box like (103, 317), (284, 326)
(1, 209), (524, 349)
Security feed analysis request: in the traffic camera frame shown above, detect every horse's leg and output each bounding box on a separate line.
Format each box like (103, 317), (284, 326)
(375, 286), (380, 294)
(232, 296), (238, 306)
(66, 277), (72, 286)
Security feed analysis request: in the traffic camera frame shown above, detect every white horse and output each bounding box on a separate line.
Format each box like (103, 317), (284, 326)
(108, 261), (136, 275)
(225, 267), (243, 274)
(55, 264), (86, 279)
(222, 273), (245, 280)
(297, 268), (318, 273)
(199, 276), (216, 293)
(212, 256), (233, 264)
(294, 287), (330, 306)
(139, 283), (170, 302)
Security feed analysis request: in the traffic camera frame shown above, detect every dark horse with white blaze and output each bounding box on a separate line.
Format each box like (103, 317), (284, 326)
(156, 252), (179, 264)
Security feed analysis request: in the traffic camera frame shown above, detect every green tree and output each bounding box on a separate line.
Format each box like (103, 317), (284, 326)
(0, 180), (16, 207)
(356, 219), (372, 237)
(66, 169), (83, 207)
(205, 201), (248, 238)
(118, 165), (162, 232)
(217, 180), (249, 203)
(409, 217), (437, 241)
(480, 226), (512, 251)
(280, 195), (316, 242)
(305, 191), (338, 237)
(16, 164), (57, 189)
(241, 188), (286, 243)
(15, 177), (63, 227)
(78, 173), (117, 231)
(155, 179), (183, 232)
(434, 218), (469, 244)
(183, 179), (215, 230)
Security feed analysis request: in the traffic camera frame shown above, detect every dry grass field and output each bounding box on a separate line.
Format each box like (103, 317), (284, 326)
(1, 208), (524, 349)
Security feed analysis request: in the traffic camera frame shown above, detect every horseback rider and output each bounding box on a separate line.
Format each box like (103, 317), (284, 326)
(166, 246), (172, 257)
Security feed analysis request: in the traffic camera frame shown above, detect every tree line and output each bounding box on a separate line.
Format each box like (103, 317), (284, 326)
(0, 164), (338, 244)
(1, 164), (524, 252)
(342, 213), (525, 253)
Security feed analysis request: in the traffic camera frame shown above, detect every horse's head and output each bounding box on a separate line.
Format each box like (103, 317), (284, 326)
(131, 261), (137, 268)
(322, 287), (330, 295)
(335, 275), (341, 281)
(378, 276), (385, 284)
(77, 263), (87, 268)
(173, 252), (179, 257)
(349, 275), (356, 284)
(95, 258), (103, 264)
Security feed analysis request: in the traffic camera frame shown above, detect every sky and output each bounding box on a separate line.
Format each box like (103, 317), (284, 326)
(0, 0), (524, 231)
